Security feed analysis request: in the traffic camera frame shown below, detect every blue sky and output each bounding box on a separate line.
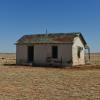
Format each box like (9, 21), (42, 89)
(0, 0), (100, 53)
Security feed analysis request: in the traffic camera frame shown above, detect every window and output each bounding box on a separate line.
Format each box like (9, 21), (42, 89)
(77, 46), (83, 58)
(52, 46), (58, 58)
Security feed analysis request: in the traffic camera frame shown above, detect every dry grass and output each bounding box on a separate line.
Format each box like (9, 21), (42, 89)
(0, 53), (100, 100)
(85, 53), (100, 65)
(0, 53), (16, 65)
(0, 65), (100, 100)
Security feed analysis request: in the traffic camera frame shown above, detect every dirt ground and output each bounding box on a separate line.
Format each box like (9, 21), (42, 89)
(0, 53), (100, 100)
(0, 65), (99, 100)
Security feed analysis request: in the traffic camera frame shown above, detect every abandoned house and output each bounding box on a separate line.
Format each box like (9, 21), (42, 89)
(16, 32), (89, 66)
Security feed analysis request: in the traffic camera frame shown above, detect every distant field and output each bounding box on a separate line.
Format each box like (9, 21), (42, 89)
(90, 53), (100, 64)
(85, 53), (100, 65)
(0, 53), (16, 65)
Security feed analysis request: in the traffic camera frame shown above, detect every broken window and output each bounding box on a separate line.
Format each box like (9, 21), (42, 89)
(52, 46), (58, 58)
(77, 46), (83, 58)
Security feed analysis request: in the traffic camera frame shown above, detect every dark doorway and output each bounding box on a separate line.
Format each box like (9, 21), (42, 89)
(52, 46), (58, 58)
(28, 46), (34, 62)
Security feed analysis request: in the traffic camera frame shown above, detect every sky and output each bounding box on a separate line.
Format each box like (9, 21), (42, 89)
(0, 0), (100, 53)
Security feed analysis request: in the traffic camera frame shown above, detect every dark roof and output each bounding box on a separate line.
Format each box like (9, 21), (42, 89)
(16, 32), (87, 46)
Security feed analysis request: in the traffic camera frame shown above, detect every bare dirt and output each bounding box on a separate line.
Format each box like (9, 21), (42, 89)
(0, 53), (100, 100)
(0, 65), (99, 100)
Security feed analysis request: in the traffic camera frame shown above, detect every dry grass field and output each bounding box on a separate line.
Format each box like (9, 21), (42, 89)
(90, 53), (100, 65)
(85, 53), (100, 65)
(0, 53), (16, 65)
(0, 53), (100, 100)
(0, 65), (100, 100)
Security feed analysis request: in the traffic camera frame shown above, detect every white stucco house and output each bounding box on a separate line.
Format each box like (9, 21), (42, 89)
(16, 32), (89, 66)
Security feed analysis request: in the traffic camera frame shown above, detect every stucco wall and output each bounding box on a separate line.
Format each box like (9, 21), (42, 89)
(16, 45), (28, 64)
(72, 37), (85, 65)
(34, 45), (50, 65)
(17, 42), (87, 66)
(34, 44), (72, 66)
(58, 44), (72, 65)
(16, 39), (85, 66)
